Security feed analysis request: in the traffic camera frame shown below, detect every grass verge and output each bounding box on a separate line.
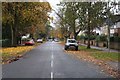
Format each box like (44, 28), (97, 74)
(79, 46), (119, 62)
(1, 45), (35, 64)
(65, 45), (119, 78)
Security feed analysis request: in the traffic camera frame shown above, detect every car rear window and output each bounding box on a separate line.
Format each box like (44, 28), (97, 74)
(68, 40), (76, 43)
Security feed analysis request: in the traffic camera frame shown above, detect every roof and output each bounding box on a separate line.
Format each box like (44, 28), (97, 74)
(111, 15), (120, 24)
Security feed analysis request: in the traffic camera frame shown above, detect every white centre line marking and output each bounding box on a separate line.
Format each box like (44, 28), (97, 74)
(52, 46), (53, 50)
(51, 60), (53, 68)
(51, 54), (54, 60)
(51, 44), (54, 79)
(51, 72), (53, 79)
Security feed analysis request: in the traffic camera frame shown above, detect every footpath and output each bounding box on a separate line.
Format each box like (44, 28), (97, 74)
(80, 43), (119, 53)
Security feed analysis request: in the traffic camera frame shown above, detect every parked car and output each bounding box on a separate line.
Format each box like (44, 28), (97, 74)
(64, 39), (78, 51)
(54, 39), (59, 42)
(48, 39), (52, 42)
(37, 39), (43, 43)
(25, 39), (35, 45)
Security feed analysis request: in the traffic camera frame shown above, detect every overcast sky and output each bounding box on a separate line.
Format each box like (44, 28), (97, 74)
(47, 0), (61, 27)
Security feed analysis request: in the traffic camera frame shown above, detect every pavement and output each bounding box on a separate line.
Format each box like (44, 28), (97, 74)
(2, 41), (112, 78)
(80, 43), (119, 53)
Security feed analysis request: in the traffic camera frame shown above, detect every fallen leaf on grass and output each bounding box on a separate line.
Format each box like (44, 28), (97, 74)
(2, 46), (34, 64)
(65, 50), (120, 78)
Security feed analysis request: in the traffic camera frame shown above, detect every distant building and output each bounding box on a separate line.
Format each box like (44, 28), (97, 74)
(114, 19), (120, 36)
(95, 20), (120, 36)
(92, 23), (113, 36)
(116, 21), (120, 28)
(95, 4), (120, 36)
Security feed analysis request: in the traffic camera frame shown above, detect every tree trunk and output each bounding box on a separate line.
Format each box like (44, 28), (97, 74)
(87, 26), (91, 49)
(107, 25), (110, 51)
(87, 2), (91, 49)
(74, 33), (77, 40)
(73, 19), (76, 39)
(10, 25), (14, 46)
(12, 27), (17, 47)
(12, 4), (18, 47)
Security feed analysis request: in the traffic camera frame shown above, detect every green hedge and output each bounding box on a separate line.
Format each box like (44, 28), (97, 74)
(0, 39), (11, 47)
(110, 36), (120, 42)
(79, 34), (120, 42)
(79, 35), (96, 40)
(96, 35), (107, 42)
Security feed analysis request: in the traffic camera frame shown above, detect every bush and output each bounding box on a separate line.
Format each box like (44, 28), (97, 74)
(110, 36), (120, 42)
(95, 35), (107, 42)
(79, 35), (96, 40)
(1, 39), (11, 47)
(79, 35), (85, 40)
(90, 35), (96, 40)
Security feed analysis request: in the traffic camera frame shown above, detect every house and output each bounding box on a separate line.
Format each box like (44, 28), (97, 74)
(115, 21), (120, 34)
(114, 14), (120, 36)
(95, 14), (120, 36)
(93, 24), (115, 36)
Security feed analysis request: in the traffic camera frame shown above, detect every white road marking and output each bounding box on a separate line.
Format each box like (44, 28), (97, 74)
(51, 60), (53, 68)
(51, 43), (54, 79)
(51, 54), (54, 60)
(51, 72), (53, 79)
(52, 46), (53, 50)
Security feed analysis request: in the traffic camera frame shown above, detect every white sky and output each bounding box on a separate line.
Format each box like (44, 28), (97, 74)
(47, 0), (60, 27)
(47, 0), (60, 9)
(39, 0), (61, 27)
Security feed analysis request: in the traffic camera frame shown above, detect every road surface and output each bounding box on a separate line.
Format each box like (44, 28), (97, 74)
(2, 41), (111, 78)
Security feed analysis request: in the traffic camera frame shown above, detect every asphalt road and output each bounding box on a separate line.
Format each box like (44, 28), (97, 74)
(2, 41), (112, 78)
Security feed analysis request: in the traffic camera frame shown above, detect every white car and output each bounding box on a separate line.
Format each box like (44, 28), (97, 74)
(64, 39), (78, 51)
(54, 39), (59, 42)
(37, 39), (43, 43)
(25, 39), (35, 45)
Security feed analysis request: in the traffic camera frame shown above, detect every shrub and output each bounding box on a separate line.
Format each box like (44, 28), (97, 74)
(79, 35), (96, 40)
(90, 35), (96, 40)
(79, 35), (85, 40)
(95, 35), (107, 42)
(110, 36), (120, 42)
(1, 39), (11, 47)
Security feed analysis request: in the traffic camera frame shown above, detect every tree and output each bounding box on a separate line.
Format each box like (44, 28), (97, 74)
(53, 8), (70, 41)
(55, 2), (81, 40)
(76, 2), (109, 48)
(2, 2), (51, 46)
(56, 2), (113, 48)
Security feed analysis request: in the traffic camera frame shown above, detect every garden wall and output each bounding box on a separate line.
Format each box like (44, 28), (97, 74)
(79, 40), (120, 50)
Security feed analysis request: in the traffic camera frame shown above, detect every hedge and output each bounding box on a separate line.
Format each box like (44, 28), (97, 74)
(110, 36), (120, 42)
(0, 39), (11, 47)
(79, 35), (120, 42)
